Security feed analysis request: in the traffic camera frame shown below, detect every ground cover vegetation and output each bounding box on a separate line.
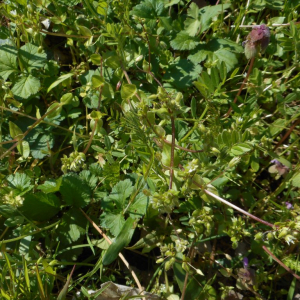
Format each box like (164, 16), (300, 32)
(0, 0), (300, 299)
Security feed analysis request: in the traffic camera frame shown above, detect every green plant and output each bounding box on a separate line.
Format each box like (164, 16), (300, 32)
(1, 0), (300, 299)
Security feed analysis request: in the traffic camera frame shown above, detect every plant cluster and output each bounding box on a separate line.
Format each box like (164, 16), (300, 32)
(0, 0), (300, 299)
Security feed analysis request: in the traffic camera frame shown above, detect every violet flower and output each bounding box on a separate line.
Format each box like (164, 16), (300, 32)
(243, 24), (270, 59)
(285, 202), (293, 210)
(269, 159), (289, 176)
(243, 257), (249, 269)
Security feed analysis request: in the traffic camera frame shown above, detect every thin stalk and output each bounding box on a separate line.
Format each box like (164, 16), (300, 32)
(0, 106), (86, 138)
(123, 69), (204, 154)
(224, 56), (255, 118)
(180, 105), (209, 143)
(1, 221), (60, 244)
(169, 116), (175, 190)
(262, 246), (300, 281)
(275, 118), (300, 150)
(83, 119), (98, 154)
(204, 189), (275, 228)
(0, 104), (63, 160)
(80, 209), (145, 299)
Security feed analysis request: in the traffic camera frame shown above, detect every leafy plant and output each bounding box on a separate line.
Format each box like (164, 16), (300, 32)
(0, 0), (300, 299)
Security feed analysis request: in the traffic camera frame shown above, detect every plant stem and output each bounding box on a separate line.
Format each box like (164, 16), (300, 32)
(204, 189), (275, 228)
(169, 116), (175, 189)
(80, 209), (146, 299)
(83, 119), (98, 154)
(275, 118), (300, 149)
(262, 246), (300, 281)
(224, 56), (255, 118)
(0, 104), (63, 160)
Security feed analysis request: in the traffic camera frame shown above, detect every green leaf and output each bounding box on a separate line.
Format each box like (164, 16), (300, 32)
(163, 59), (202, 89)
(231, 143), (252, 156)
(0, 205), (18, 218)
(0, 45), (18, 80)
(90, 54), (102, 65)
(105, 55), (121, 69)
(268, 119), (287, 136)
(184, 4), (230, 36)
(58, 0), (81, 5)
(100, 213), (125, 236)
(164, 0), (180, 7)
(19, 141), (30, 158)
(46, 103), (62, 120)
(108, 179), (134, 210)
(27, 130), (54, 159)
(16, 0), (27, 5)
(4, 216), (24, 227)
(21, 192), (61, 221)
(212, 48), (239, 72)
(57, 208), (86, 244)
(188, 49), (208, 64)
(121, 83), (137, 99)
(91, 75), (105, 88)
(60, 173), (92, 207)
(37, 178), (62, 193)
(131, 0), (165, 18)
(9, 121), (23, 139)
(127, 231), (160, 253)
(184, 3), (200, 36)
(97, 0), (108, 15)
(103, 217), (135, 265)
(189, 38), (241, 71)
(103, 162), (120, 187)
(60, 93), (73, 105)
(287, 277), (296, 300)
(11, 75), (40, 99)
(170, 32), (199, 50)
(77, 25), (92, 37)
(6, 172), (33, 193)
(128, 192), (149, 219)
(47, 73), (74, 93)
(19, 43), (46, 72)
(292, 172), (300, 188)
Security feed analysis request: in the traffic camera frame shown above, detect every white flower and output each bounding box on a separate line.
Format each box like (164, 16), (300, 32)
(285, 235), (296, 245)
(10, 10), (17, 16)
(41, 19), (51, 29)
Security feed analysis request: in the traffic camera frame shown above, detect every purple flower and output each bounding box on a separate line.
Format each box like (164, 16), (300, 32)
(270, 159), (281, 165)
(285, 202), (293, 210)
(269, 159), (289, 176)
(243, 24), (270, 59)
(243, 257), (249, 269)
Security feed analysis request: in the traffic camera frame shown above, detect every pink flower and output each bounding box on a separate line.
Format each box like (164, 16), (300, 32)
(285, 202), (293, 210)
(243, 24), (270, 59)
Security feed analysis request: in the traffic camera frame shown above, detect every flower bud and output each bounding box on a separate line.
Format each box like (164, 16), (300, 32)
(228, 157), (241, 168)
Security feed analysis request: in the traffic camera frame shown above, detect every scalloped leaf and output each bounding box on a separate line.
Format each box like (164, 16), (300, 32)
(11, 75), (40, 99)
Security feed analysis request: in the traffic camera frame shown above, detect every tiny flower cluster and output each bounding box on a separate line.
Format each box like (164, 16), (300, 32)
(61, 151), (87, 173)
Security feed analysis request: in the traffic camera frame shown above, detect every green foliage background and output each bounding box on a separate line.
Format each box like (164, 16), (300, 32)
(0, 0), (300, 299)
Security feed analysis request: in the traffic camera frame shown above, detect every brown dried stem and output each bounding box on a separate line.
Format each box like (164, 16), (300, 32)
(80, 209), (145, 298)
